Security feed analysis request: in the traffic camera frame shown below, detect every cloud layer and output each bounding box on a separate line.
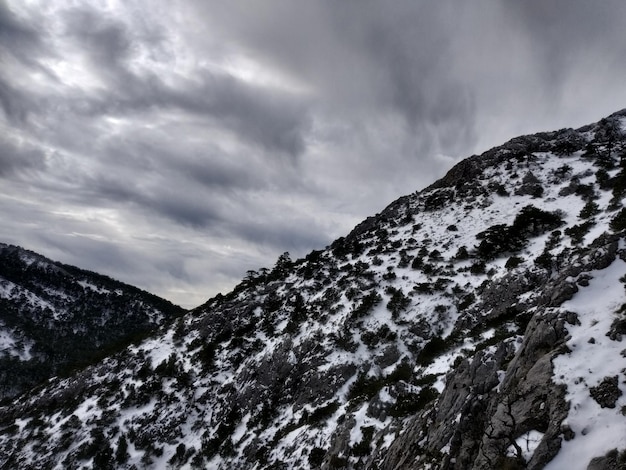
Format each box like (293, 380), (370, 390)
(2, 0), (626, 307)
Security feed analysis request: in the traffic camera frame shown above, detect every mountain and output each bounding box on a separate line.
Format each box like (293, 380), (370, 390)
(2, 110), (626, 469)
(0, 244), (185, 399)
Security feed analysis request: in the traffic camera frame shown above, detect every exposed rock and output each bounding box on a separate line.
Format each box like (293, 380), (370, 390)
(375, 345), (401, 369)
(607, 317), (626, 341)
(4, 109), (626, 470)
(373, 342), (516, 470)
(321, 416), (356, 470)
(426, 155), (483, 191)
(559, 180), (581, 197)
(472, 307), (573, 470)
(587, 448), (626, 470)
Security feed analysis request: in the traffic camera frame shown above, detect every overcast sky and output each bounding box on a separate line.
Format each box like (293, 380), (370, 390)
(2, 0), (626, 308)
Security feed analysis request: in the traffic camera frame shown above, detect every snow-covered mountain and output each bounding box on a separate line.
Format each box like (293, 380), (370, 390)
(0, 244), (184, 399)
(2, 110), (626, 469)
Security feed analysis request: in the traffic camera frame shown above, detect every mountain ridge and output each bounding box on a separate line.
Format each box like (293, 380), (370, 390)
(0, 243), (185, 400)
(2, 109), (626, 469)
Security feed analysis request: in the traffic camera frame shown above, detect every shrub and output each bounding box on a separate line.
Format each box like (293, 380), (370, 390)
(511, 205), (564, 237)
(303, 401), (340, 426)
(332, 328), (358, 352)
(469, 261), (486, 274)
(422, 263), (436, 275)
(387, 289), (410, 317)
(309, 448), (326, 467)
(414, 282), (433, 294)
(351, 426), (376, 456)
(545, 230), (562, 250)
(553, 131), (584, 155)
(476, 225), (525, 260)
(534, 251), (553, 271)
(553, 164), (573, 178)
(594, 117), (623, 158)
(612, 169), (626, 199)
(565, 221), (595, 244)
(398, 251), (412, 268)
(387, 361), (413, 382)
(389, 387), (439, 417)
(574, 183), (596, 201)
(347, 372), (385, 401)
(455, 246), (470, 260)
(458, 293), (476, 310)
(610, 208), (626, 232)
(263, 291), (283, 313)
(168, 443), (188, 466)
(434, 304), (448, 314)
(417, 336), (455, 366)
(476, 207), (563, 260)
(430, 249), (443, 260)
(382, 268), (397, 281)
(196, 343), (216, 370)
(411, 256), (424, 269)
(328, 455), (349, 469)
(596, 168), (613, 189)
(351, 291), (382, 320)
(361, 329), (380, 349)
(434, 277), (452, 291)
(579, 201), (600, 219)
(489, 182), (509, 196)
(331, 238), (363, 259)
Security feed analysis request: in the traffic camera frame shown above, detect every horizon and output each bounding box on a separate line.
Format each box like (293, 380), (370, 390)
(2, 0), (626, 308)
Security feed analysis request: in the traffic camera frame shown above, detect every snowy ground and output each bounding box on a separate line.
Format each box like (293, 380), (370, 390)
(546, 254), (626, 469)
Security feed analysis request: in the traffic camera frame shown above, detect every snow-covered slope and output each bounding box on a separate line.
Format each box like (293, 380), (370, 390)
(2, 111), (626, 469)
(0, 244), (184, 399)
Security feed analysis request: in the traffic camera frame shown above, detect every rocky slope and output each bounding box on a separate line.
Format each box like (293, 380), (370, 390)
(2, 110), (626, 469)
(0, 244), (184, 400)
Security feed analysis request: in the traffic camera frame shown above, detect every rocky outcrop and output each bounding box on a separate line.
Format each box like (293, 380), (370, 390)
(371, 235), (624, 470)
(473, 310), (573, 470)
(587, 449), (626, 470)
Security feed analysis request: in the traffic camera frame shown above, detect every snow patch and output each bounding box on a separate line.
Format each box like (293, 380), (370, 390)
(546, 258), (626, 470)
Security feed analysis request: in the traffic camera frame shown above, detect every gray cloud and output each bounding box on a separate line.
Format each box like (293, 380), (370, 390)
(1, 0), (626, 307)
(0, 2), (51, 123)
(63, 9), (133, 69)
(0, 136), (47, 177)
(0, 79), (33, 123)
(0, 1), (41, 57)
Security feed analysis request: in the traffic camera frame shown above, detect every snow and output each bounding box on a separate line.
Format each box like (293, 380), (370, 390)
(5, 124), (626, 469)
(140, 332), (175, 368)
(507, 430), (545, 462)
(349, 404), (369, 445)
(0, 328), (33, 360)
(232, 413), (251, 443)
(0, 279), (16, 297)
(77, 279), (110, 294)
(0, 279), (59, 318)
(545, 257), (626, 470)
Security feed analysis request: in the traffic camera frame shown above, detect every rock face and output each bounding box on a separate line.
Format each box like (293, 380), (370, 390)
(373, 236), (623, 470)
(2, 110), (626, 469)
(587, 449), (626, 470)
